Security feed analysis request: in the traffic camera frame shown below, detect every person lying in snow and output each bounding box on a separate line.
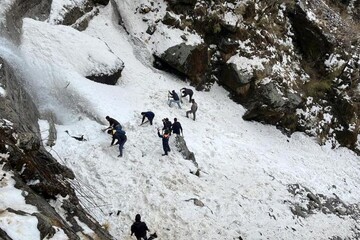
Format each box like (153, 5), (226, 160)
(107, 127), (127, 157)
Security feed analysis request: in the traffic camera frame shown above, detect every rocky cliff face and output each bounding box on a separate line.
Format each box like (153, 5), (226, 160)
(126, 0), (359, 153)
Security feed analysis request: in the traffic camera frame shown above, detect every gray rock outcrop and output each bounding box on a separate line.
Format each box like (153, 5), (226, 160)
(156, 0), (360, 153)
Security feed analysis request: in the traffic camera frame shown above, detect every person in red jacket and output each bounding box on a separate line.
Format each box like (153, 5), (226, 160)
(158, 129), (171, 156)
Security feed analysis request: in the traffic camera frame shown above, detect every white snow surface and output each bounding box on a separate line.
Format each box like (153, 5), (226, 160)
(0, 1), (356, 240)
(0, 164), (40, 239)
(21, 18), (123, 77)
(0, 86), (5, 97)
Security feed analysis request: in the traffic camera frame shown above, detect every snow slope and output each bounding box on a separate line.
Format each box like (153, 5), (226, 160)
(14, 2), (360, 240)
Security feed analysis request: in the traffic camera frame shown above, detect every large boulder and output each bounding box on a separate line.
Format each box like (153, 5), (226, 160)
(287, 4), (334, 71)
(154, 43), (209, 86)
(242, 82), (303, 131)
(21, 18), (125, 85)
(48, 0), (105, 28)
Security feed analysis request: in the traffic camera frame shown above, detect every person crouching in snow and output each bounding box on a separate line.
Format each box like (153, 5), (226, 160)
(105, 116), (121, 130)
(157, 128), (170, 156)
(140, 111), (155, 126)
(108, 128), (127, 157)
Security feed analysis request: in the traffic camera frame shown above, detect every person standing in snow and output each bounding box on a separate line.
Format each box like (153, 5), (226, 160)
(105, 116), (121, 131)
(171, 118), (183, 136)
(107, 128), (127, 157)
(162, 118), (172, 134)
(131, 214), (149, 240)
(186, 99), (198, 121)
(140, 111), (155, 126)
(157, 128), (171, 156)
(180, 87), (194, 102)
(168, 90), (181, 108)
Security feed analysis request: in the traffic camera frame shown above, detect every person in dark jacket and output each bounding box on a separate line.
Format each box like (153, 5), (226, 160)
(162, 118), (172, 134)
(131, 214), (149, 240)
(171, 118), (183, 136)
(105, 116), (121, 130)
(168, 90), (181, 108)
(186, 99), (198, 121)
(140, 111), (155, 125)
(108, 128), (127, 157)
(180, 88), (193, 102)
(157, 129), (170, 156)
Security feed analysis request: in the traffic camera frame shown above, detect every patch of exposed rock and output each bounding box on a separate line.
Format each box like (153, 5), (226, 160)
(287, 183), (360, 238)
(136, 0), (360, 153)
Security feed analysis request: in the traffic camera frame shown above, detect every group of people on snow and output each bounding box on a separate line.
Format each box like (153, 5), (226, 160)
(105, 87), (197, 158)
(105, 116), (127, 157)
(103, 88), (196, 238)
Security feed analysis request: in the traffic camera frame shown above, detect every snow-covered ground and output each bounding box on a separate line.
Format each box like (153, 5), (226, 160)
(1, 1), (359, 240)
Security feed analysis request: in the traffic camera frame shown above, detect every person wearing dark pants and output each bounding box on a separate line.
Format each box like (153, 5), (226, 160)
(108, 128), (127, 157)
(105, 116), (121, 130)
(140, 111), (155, 125)
(171, 118), (183, 136)
(131, 214), (149, 240)
(186, 99), (198, 121)
(180, 88), (193, 102)
(157, 129), (170, 156)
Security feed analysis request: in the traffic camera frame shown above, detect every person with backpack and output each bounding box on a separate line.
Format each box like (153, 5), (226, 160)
(108, 127), (127, 157)
(157, 128), (170, 156)
(140, 111), (155, 125)
(168, 90), (181, 108)
(180, 87), (194, 102)
(130, 214), (149, 240)
(105, 116), (121, 131)
(186, 99), (198, 121)
(171, 118), (183, 136)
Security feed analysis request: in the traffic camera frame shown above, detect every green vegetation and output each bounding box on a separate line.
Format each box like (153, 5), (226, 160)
(303, 79), (332, 99)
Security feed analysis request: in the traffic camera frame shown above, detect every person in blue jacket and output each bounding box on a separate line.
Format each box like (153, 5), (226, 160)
(157, 129), (170, 156)
(140, 111), (155, 125)
(108, 128), (127, 157)
(168, 90), (181, 108)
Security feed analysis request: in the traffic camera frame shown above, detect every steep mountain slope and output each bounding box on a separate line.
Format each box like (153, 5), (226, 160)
(0, 0), (360, 240)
